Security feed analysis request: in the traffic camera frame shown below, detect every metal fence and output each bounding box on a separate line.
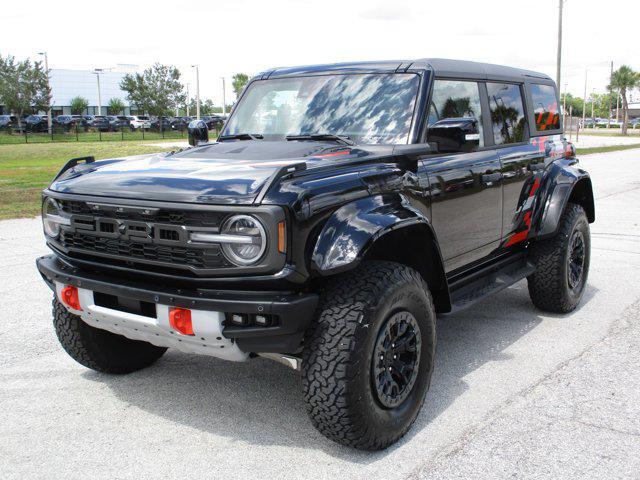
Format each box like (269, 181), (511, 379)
(0, 124), (220, 145)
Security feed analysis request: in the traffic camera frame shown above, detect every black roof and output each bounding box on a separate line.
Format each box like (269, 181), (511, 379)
(263, 58), (553, 84)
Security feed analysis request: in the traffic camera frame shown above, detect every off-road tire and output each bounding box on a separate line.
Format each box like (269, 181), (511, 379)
(528, 202), (590, 313)
(302, 261), (436, 450)
(53, 298), (167, 374)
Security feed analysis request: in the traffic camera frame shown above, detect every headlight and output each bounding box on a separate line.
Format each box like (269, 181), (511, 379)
(219, 215), (267, 266)
(42, 197), (70, 238)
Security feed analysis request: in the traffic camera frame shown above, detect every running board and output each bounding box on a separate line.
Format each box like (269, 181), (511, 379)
(445, 257), (536, 315)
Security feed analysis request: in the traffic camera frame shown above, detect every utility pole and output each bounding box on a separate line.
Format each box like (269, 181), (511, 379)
(582, 69), (588, 130)
(556, 0), (563, 89)
(186, 84), (190, 117)
(191, 65), (200, 120)
(221, 77), (227, 116)
(591, 89), (595, 120)
(38, 52), (52, 134)
(93, 69), (103, 116)
(608, 61), (613, 128)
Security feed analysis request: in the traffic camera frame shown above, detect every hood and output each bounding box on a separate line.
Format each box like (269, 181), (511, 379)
(49, 140), (381, 204)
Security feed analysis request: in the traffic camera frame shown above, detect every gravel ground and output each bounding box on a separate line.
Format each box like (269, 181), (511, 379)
(1, 149), (639, 479)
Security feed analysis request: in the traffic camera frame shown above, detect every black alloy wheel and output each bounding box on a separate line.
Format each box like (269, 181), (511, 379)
(372, 311), (421, 408)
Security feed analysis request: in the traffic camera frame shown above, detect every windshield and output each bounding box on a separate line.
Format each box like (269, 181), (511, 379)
(224, 73), (420, 144)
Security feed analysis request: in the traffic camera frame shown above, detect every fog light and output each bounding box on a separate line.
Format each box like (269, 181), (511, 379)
(229, 313), (249, 326)
(254, 314), (270, 326)
(61, 285), (82, 311)
(169, 307), (193, 335)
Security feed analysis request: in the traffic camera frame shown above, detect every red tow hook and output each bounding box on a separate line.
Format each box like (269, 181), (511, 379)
(61, 285), (82, 311)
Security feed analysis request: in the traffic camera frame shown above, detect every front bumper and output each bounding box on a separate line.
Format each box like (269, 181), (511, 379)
(37, 254), (318, 356)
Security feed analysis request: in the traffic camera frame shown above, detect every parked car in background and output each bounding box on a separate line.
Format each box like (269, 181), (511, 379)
(0, 115), (17, 131)
(106, 115), (132, 131)
(90, 116), (111, 132)
(581, 118), (596, 129)
(596, 118), (622, 128)
(54, 115), (79, 131)
(170, 116), (193, 130)
(129, 115), (151, 129)
(201, 114), (225, 131)
(23, 114), (49, 132)
(149, 116), (173, 131)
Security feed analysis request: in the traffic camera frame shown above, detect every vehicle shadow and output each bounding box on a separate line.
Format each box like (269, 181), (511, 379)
(86, 281), (598, 462)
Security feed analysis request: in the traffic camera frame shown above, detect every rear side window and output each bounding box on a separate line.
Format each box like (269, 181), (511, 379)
(487, 83), (527, 145)
(427, 80), (484, 147)
(531, 84), (560, 131)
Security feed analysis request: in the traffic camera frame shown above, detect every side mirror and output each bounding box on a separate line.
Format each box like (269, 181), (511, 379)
(188, 120), (209, 146)
(427, 117), (480, 153)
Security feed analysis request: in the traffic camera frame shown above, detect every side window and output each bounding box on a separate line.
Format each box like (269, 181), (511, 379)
(427, 80), (484, 147)
(530, 84), (560, 131)
(486, 83), (527, 145)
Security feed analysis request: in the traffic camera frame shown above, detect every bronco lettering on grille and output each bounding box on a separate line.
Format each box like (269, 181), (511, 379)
(69, 215), (188, 245)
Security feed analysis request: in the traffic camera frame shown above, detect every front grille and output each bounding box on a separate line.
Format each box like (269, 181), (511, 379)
(58, 199), (225, 227)
(56, 199), (233, 272)
(60, 231), (229, 269)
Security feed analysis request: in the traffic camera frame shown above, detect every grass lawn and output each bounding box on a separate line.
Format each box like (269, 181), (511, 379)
(0, 130), (188, 145)
(0, 141), (176, 219)
(576, 143), (640, 156)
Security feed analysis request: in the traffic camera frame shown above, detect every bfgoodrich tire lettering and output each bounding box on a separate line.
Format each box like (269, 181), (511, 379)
(302, 261), (436, 450)
(528, 202), (591, 313)
(53, 298), (167, 374)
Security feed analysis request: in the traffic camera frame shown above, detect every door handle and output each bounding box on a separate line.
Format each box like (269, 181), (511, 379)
(481, 173), (502, 186)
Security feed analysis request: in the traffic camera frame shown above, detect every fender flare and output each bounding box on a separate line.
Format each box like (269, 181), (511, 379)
(535, 160), (595, 238)
(311, 194), (451, 311)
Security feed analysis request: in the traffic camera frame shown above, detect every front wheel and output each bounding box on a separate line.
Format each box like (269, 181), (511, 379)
(302, 261), (436, 450)
(53, 298), (167, 374)
(527, 202), (591, 313)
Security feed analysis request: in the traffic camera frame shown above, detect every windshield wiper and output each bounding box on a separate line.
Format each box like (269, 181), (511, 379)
(285, 134), (355, 146)
(218, 133), (264, 141)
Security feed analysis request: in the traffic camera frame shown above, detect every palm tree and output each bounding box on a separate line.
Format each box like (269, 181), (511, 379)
(609, 65), (640, 135)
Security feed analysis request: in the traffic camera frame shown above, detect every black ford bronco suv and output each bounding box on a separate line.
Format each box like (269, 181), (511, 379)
(37, 59), (594, 450)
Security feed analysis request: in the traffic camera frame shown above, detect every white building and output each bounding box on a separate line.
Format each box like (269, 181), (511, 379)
(48, 67), (135, 116)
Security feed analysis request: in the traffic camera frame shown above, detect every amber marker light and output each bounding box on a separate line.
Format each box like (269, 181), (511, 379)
(277, 221), (286, 253)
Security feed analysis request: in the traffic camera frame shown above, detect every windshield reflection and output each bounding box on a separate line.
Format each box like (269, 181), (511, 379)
(224, 73), (420, 145)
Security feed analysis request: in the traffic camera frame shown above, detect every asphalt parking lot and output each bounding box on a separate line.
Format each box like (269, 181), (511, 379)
(1, 149), (639, 480)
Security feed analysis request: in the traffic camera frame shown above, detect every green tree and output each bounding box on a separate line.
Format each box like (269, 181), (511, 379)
(609, 65), (640, 135)
(70, 96), (89, 114)
(108, 97), (125, 115)
(120, 63), (186, 117)
(0, 54), (51, 130)
(232, 73), (249, 98)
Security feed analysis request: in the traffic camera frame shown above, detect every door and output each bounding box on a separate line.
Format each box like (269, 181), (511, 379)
(485, 82), (546, 242)
(422, 79), (503, 272)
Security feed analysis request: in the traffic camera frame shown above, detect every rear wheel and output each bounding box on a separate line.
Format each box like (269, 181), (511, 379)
(53, 298), (167, 374)
(302, 261), (436, 450)
(528, 202), (590, 313)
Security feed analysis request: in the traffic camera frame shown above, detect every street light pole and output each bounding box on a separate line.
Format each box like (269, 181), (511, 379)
(93, 69), (103, 116)
(38, 51), (52, 134)
(186, 83), (190, 117)
(556, 0), (563, 89)
(582, 69), (588, 129)
(221, 77), (227, 116)
(608, 61), (613, 128)
(591, 89), (595, 120)
(192, 65), (200, 120)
